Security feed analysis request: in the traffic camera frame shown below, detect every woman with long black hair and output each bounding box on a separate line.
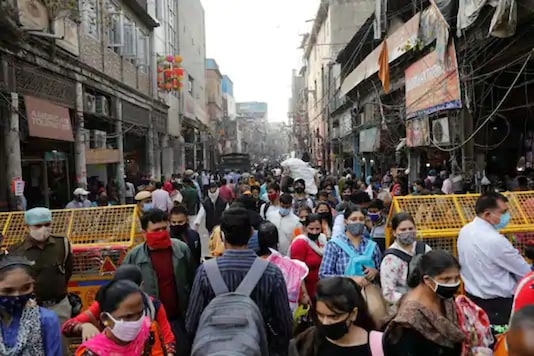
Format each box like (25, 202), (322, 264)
(289, 277), (383, 356)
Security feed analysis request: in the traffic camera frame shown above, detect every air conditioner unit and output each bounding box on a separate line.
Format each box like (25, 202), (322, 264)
(432, 117), (450, 145)
(96, 96), (110, 116)
(91, 130), (107, 149)
(84, 93), (96, 113)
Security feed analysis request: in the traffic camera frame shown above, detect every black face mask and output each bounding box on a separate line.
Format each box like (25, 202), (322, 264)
(430, 278), (461, 299)
(295, 187), (305, 194)
(308, 232), (320, 241)
(317, 316), (351, 340)
(170, 224), (188, 236)
(319, 212), (330, 219)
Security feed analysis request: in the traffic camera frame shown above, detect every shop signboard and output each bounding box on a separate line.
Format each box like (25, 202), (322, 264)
(25, 95), (74, 141)
(406, 116), (430, 147)
(86, 149), (121, 165)
(405, 43), (462, 118)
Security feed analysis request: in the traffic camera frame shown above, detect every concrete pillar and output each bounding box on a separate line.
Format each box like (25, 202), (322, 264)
(74, 82), (87, 188)
(161, 134), (173, 179)
(115, 99), (126, 204)
(147, 112), (156, 179)
(193, 141), (198, 170)
(176, 135), (185, 172)
(154, 133), (162, 180)
(5, 92), (22, 210)
(202, 132), (209, 170)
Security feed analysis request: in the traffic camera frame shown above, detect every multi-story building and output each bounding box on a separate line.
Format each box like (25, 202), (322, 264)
(301, 0), (374, 170)
(237, 102), (268, 162)
(0, 0), (167, 210)
(288, 68), (307, 158)
(217, 75), (242, 154)
(205, 58), (223, 167)
(149, 0), (207, 172)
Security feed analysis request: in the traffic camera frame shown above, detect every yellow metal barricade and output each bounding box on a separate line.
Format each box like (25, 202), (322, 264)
(387, 192), (534, 257)
(0, 205), (142, 310)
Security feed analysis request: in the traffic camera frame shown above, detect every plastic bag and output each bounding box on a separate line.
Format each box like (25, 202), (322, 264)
(281, 158), (318, 195)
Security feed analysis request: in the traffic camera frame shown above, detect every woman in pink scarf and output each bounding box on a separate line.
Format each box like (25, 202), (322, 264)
(75, 280), (168, 356)
(257, 221), (309, 311)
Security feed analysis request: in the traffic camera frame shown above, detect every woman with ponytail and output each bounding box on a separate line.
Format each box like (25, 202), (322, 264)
(383, 250), (464, 356)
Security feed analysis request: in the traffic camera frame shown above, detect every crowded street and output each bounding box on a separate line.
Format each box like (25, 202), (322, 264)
(2, 0), (534, 355)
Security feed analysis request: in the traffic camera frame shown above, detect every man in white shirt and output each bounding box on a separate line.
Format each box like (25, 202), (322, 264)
(151, 182), (173, 213)
(260, 182), (281, 219)
(458, 191), (530, 326)
(266, 193), (300, 255)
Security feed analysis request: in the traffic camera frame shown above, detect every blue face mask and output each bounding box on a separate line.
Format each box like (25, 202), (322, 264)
(142, 203), (153, 212)
(493, 212), (511, 230)
(0, 294), (33, 315)
(279, 208), (290, 217)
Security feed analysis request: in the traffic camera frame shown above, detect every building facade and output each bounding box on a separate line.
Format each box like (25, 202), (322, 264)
(300, 0), (374, 170)
(236, 102), (268, 162)
(0, 0), (167, 210)
(148, 0), (207, 173)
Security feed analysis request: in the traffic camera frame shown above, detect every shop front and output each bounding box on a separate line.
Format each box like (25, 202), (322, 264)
(122, 100), (150, 182)
(21, 95), (75, 209)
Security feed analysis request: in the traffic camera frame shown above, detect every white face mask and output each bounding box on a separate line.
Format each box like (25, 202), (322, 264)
(106, 313), (145, 342)
(29, 226), (51, 242)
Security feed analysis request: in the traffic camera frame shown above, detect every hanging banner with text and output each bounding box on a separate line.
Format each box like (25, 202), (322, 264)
(405, 43), (462, 119)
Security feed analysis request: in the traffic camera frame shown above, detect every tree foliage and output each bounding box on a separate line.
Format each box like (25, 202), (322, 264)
(0, 0), (25, 50)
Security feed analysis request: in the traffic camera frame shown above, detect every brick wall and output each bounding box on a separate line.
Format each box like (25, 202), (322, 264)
(79, 0), (152, 97)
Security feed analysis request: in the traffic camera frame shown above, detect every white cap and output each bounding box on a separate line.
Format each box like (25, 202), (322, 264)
(73, 188), (90, 196)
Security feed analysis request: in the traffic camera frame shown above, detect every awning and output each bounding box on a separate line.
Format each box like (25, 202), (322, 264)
(340, 12), (421, 96)
(25, 95), (74, 142)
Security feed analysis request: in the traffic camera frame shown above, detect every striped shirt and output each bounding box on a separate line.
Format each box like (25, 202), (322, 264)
(185, 249), (293, 355)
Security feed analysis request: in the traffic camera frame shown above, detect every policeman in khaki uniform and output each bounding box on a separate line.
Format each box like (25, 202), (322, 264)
(8, 207), (73, 354)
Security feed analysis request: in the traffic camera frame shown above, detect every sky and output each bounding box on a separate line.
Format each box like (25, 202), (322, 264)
(201, 0), (320, 122)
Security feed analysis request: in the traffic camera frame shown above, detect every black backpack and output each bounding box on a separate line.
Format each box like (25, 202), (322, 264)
(383, 240), (426, 276)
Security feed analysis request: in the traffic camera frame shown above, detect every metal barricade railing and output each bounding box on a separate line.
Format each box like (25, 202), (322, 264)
(0, 205), (141, 248)
(387, 191), (534, 257)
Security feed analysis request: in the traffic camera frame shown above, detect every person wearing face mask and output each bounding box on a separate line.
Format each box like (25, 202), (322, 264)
(169, 206), (201, 269)
(260, 182), (282, 219)
(384, 250), (465, 356)
(66, 187), (92, 209)
(193, 182), (229, 236)
(458, 192), (530, 327)
(75, 280), (167, 355)
(292, 179), (315, 215)
(8, 207), (73, 355)
(315, 201), (334, 239)
(367, 199), (388, 252)
(123, 209), (194, 356)
(289, 277), (384, 356)
(290, 214), (328, 301)
(292, 206), (312, 239)
(266, 193), (301, 255)
(319, 206), (382, 288)
(135, 191), (153, 218)
(380, 212), (431, 313)
(63, 264), (176, 355)
(0, 254), (61, 355)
